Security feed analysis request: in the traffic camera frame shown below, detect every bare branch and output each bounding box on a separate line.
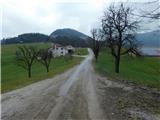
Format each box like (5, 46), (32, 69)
(101, 3), (139, 73)
(15, 45), (37, 77)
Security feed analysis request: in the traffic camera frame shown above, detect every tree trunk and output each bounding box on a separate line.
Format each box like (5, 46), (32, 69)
(94, 49), (99, 63)
(115, 44), (121, 74)
(115, 56), (120, 73)
(28, 67), (31, 78)
(95, 52), (98, 62)
(95, 56), (98, 63)
(46, 65), (49, 72)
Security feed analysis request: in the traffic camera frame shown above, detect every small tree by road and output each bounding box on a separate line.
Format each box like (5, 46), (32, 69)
(101, 3), (139, 73)
(16, 46), (37, 78)
(90, 28), (104, 62)
(37, 49), (52, 72)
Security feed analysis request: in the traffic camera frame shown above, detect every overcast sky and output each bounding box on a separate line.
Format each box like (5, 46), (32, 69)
(0, 0), (159, 39)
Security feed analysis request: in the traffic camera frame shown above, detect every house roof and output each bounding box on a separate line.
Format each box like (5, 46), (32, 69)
(53, 43), (73, 48)
(66, 45), (73, 47)
(54, 43), (64, 47)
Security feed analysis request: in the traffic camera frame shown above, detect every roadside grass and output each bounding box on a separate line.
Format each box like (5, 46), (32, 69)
(74, 48), (88, 55)
(1, 43), (83, 93)
(95, 49), (160, 88)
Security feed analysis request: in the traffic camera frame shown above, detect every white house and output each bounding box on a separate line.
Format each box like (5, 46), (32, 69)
(49, 43), (74, 57)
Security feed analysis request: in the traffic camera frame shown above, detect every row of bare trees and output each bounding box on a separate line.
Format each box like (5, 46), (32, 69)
(16, 46), (52, 78)
(91, 3), (140, 73)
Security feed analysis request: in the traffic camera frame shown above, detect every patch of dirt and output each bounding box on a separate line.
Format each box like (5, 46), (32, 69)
(96, 76), (160, 120)
(57, 76), (90, 120)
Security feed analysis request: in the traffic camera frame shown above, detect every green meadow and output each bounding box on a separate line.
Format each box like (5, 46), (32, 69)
(74, 48), (88, 55)
(1, 43), (83, 93)
(95, 49), (160, 88)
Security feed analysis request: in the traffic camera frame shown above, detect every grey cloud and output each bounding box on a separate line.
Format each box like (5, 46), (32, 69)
(2, 1), (159, 39)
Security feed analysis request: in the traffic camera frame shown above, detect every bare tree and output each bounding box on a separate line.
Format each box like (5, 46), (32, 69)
(102, 3), (139, 73)
(37, 49), (52, 72)
(133, 0), (160, 19)
(90, 28), (103, 62)
(16, 46), (37, 78)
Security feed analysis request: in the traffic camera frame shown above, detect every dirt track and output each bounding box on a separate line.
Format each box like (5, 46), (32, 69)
(2, 49), (160, 120)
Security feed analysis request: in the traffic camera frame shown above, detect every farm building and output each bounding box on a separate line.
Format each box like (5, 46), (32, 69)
(49, 43), (74, 57)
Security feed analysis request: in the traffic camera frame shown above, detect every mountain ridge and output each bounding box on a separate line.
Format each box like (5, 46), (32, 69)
(136, 30), (160, 47)
(50, 28), (88, 39)
(50, 28), (91, 47)
(1, 28), (160, 48)
(1, 33), (50, 44)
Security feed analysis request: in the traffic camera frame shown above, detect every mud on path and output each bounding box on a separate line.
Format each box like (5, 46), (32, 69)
(2, 49), (160, 120)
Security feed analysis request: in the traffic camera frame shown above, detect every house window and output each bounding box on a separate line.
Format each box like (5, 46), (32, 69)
(61, 48), (63, 50)
(61, 52), (63, 54)
(56, 48), (58, 50)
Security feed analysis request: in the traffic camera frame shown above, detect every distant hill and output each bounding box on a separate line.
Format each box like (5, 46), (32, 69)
(50, 28), (91, 47)
(1, 33), (51, 44)
(50, 28), (89, 40)
(136, 30), (160, 47)
(2, 28), (159, 48)
(1, 29), (91, 47)
(50, 29), (160, 48)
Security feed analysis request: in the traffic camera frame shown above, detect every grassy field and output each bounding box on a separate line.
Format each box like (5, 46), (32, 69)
(95, 49), (160, 88)
(1, 43), (83, 93)
(74, 48), (88, 55)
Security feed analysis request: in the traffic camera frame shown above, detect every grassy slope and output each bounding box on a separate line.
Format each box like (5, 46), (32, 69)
(95, 49), (160, 88)
(74, 48), (88, 55)
(2, 43), (83, 93)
